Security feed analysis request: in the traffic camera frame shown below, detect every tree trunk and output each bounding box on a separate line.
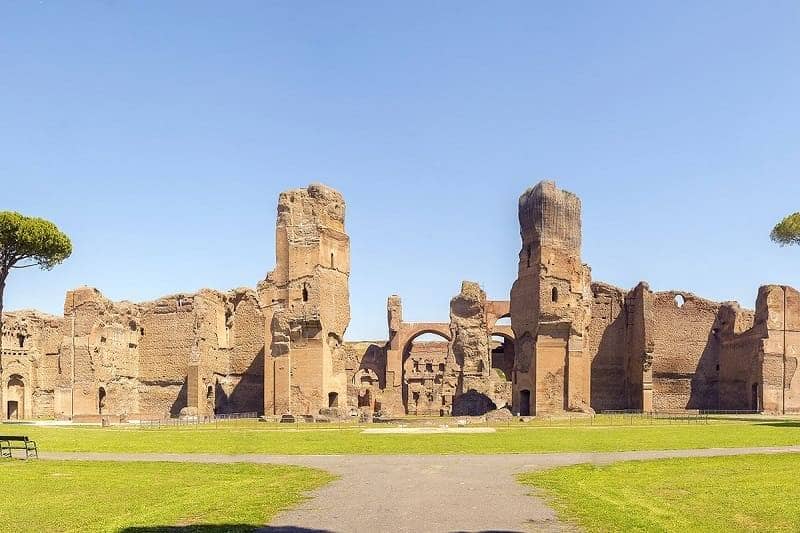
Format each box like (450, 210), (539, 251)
(0, 273), (5, 374)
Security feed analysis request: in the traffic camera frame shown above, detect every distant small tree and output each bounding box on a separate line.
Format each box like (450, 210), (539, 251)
(0, 212), (72, 372)
(771, 212), (800, 246)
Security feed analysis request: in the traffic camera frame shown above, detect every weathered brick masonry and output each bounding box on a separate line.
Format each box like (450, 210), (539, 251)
(1, 181), (796, 420)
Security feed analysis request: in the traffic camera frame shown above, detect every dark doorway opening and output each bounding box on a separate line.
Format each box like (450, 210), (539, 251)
(98, 387), (107, 415)
(751, 382), (760, 412)
(358, 390), (371, 408)
(328, 392), (339, 408)
(7, 401), (19, 420)
(519, 389), (531, 416)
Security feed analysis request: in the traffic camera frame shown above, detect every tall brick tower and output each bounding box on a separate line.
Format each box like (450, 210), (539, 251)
(261, 183), (351, 415)
(510, 181), (592, 415)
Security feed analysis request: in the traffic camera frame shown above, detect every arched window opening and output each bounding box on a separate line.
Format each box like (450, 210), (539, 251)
(551, 287), (559, 303)
(98, 387), (107, 415)
(17, 334), (25, 348)
(490, 334), (514, 382)
(526, 244), (531, 268)
(206, 385), (213, 399)
(674, 294), (686, 308)
(330, 252), (335, 269)
(328, 392), (339, 408)
(302, 284), (309, 302)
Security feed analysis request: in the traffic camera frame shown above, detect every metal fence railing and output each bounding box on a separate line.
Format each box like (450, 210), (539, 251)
(132, 409), (775, 430)
(137, 411), (259, 429)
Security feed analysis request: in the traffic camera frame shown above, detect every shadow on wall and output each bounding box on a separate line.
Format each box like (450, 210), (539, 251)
(452, 390), (496, 416)
(687, 327), (721, 410)
(590, 310), (628, 411)
(168, 381), (188, 418)
(121, 527), (332, 532)
(227, 347), (266, 414)
(357, 344), (387, 389)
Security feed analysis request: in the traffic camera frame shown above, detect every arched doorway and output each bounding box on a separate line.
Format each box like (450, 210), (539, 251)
(402, 331), (452, 415)
(206, 384), (215, 415)
(98, 387), (107, 415)
(490, 333), (515, 382)
(7, 375), (25, 420)
(519, 389), (531, 417)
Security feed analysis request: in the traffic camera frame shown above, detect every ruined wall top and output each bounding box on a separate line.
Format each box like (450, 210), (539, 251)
(277, 183), (346, 233)
(518, 180), (581, 252)
(754, 284), (800, 332)
(450, 281), (486, 321)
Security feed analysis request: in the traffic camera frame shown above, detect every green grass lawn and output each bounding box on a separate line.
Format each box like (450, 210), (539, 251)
(0, 460), (334, 532)
(2, 419), (799, 455)
(520, 453), (800, 532)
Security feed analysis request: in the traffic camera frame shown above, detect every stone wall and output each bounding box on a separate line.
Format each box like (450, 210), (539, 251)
(3, 179), (799, 419)
(718, 285), (800, 414)
(0, 310), (63, 419)
(587, 283), (629, 411)
(649, 291), (721, 411)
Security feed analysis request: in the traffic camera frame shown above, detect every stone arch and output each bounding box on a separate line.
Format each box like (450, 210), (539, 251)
(353, 367), (380, 387)
(401, 327), (451, 415)
(485, 301), (511, 332)
(399, 324), (451, 352)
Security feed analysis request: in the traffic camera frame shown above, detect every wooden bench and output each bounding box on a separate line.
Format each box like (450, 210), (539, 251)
(0, 436), (38, 459)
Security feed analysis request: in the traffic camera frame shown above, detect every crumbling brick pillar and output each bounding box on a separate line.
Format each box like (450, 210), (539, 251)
(261, 184), (351, 415)
(383, 295), (406, 415)
(510, 181), (592, 415)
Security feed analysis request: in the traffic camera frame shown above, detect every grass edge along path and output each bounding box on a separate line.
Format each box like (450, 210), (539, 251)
(2, 420), (799, 454)
(519, 453), (800, 532)
(0, 460), (335, 532)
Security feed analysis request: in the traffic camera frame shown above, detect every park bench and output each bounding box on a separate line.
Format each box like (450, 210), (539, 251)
(0, 435), (38, 459)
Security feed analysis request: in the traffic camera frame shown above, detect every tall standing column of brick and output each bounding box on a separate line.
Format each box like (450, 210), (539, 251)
(510, 181), (592, 416)
(261, 184), (351, 415)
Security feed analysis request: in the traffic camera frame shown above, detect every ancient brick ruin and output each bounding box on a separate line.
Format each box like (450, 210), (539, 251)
(1, 181), (798, 420)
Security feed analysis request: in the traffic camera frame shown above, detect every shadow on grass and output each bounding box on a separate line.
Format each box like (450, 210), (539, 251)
(121, 529), (520, 533)
(755, 421), (800, 428)
(120, 527), (332, 532)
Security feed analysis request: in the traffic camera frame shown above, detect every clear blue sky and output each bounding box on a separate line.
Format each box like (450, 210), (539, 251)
(1, 1), (798, 340)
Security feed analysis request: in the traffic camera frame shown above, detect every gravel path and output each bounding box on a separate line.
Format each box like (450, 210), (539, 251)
(40, 445), (800, 533)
